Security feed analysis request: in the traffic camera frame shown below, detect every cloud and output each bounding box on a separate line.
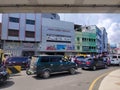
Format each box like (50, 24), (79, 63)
(107, 23), (120, 44)
(59, 13), (120, 45)
(96, 14), (120, 44)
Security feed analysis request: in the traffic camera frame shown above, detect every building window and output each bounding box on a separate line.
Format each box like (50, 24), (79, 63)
(77, 37), (80, 41)
(52, 13), (56, 18)
(8, 29), (19, 37)
(25, 31), (35, 38)
(77, 46), (80, 50)
(26, 19), (35, 25)
(9, 17), (19, 23)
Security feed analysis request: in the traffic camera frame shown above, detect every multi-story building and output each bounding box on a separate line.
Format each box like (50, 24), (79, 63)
(88, 25), (102, 54)
(42, 13), (60, 20)
(81, 26), (96, 54)
(75, 25), (104, 55)
(116, 43), (120, 54)
(75, 25), (82, 53)
(2, 13), (42, 56)
(1, 13), (75, 56)
(39, 18), (75, 55)
(100, 27), (108, 53)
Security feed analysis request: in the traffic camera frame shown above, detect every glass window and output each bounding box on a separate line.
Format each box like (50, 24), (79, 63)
(88, 58), (92, 61)
(41, 57), (49, 62)
(8, 29), (19, 37)
(26, 19), (35, 25)
(9, 17), (19, 23)
(25, 31), (35, 38)
(50, 57), (61, 62)
(113, 56), (117, 58)
(77, 37), (80, 41)
(77, 46), (80, 50)
(118, 56), (120, 58)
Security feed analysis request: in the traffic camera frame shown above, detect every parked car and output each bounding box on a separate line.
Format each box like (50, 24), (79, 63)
(81, 57), (107, 70)
(26, 55), (78, 78)
(0, 64), (9, 83)
(110, 55), (120, 66)
(74, 56), (85, 67)
(5, 57), (29, 69)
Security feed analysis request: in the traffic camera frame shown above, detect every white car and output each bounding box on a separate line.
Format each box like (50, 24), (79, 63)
(110, 55), (120, 66)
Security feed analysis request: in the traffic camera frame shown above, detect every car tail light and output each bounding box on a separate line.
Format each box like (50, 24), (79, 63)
(86, 61), (91, 65)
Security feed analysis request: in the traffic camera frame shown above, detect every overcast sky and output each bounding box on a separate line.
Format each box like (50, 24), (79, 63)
(59, 13), (120, 45)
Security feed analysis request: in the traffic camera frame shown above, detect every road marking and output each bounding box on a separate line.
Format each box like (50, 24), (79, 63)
(88, 71), (112, 90)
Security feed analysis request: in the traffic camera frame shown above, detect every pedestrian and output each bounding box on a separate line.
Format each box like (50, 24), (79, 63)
(71, 56), (76, 62)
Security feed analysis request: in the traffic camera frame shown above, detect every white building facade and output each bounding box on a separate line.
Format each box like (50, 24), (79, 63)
(1, 13), (75, 56)
(38, 18), (75, 55)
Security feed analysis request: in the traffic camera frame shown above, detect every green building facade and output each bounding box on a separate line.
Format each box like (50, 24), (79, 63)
(82, 32), (96, 53)
(75, 31), (82, 52)
(75, 25), (97, 54)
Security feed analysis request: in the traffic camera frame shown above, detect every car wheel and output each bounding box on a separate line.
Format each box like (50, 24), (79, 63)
(26, 70), (32, 75)
(82, 68), (85, 70)
(92, 66), (96, 71)
(69, 68), (76, 75)
(42, 70), (50, 79)
(119, 63), (120, 66)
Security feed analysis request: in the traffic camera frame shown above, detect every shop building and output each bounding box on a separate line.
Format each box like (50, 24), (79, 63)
(81, 26), (96, 54)
(38, 18), (75, 55)
(1, 13), (75, 56)
(75, 25), (82, 53)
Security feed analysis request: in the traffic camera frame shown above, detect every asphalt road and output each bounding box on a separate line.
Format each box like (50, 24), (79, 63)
(0, 66), (119, 90)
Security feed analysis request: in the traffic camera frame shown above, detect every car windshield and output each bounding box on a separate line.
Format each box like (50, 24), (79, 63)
(83, 58), (92, 61)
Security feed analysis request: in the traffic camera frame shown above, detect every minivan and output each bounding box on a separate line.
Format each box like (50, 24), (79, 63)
(26, 55), (78, 78)
(111, 55), (120, 66)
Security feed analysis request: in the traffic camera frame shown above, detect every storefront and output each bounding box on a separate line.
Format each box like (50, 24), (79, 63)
(3, 41), (38, 56)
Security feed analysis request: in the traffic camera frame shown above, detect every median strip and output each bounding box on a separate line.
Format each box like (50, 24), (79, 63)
(88, 71), (113, 90)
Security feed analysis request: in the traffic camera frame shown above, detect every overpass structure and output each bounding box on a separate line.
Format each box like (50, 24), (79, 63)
(0, 0), (120, 13)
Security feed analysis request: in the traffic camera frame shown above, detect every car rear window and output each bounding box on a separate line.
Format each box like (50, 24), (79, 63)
(7, 57), (28, 61)
(76, 56), (85, 58)
(112, 56), (117, 58)
(118, 56), (120, 58)
(88, 58), (92, 61)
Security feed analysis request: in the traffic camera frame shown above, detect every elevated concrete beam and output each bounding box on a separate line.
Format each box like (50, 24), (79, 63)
(0, 4), (120, 13)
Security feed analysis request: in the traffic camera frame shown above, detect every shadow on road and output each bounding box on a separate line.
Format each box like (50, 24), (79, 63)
(81, 68), (108, 71)
(0, 80), (15, 89)
(32, 71), (81, 80)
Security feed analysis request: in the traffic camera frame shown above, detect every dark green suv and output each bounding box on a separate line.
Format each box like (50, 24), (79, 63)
(26, 55), (78, 78)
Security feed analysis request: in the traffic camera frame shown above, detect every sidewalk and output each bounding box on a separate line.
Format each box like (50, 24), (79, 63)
(99, 69), (120, 90)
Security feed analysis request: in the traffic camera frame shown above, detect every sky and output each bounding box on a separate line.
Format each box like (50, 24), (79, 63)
(59, 13), (120, 46)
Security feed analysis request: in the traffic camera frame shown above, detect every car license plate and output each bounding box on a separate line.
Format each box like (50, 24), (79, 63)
(84, 67), (89, 69)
